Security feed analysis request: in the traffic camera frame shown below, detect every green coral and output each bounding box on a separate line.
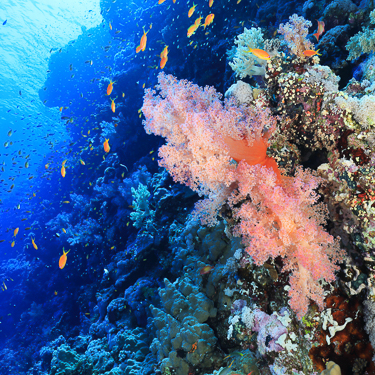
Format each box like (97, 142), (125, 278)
(228, 27), (266, 78)
(346, 11), (375, 60)
(129, 183), (155, 229)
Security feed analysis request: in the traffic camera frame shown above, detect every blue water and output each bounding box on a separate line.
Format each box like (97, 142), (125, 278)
(0, 0), (101, 240)
(0, 0), (102, 351)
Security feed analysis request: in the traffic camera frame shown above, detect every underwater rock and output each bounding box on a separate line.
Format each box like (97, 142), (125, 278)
(85, 338), (115, 373)
(97, 285), (117, 321)
(107, 297), (127, 323)
(159, 277), (217, 323)
(50, 344), (93, 375)
(149, 276), (219, 374)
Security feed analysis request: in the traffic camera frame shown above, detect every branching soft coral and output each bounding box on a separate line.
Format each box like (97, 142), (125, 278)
(231, 162), (343, 318)
(142, 72), (344, 319)
(278, 14), (314, 59)
(142, 73), (279, 201)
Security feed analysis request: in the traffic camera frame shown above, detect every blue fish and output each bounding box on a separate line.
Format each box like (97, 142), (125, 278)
(3, 20), (7, 25)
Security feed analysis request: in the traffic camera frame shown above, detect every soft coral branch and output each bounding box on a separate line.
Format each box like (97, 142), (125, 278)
(233, 162), (343, 318)
(142, 73), (344, 319)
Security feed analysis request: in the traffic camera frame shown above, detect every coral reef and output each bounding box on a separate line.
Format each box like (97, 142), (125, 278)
(4, 2), (375, 375)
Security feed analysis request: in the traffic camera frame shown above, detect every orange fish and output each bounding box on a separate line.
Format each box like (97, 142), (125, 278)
(160, 45), (169, 68)
(160, 45), (169, 59)
(200, 265), (213, 275)
(246, 48), (270, 60)
(31, 237), (38, 250)
(313, 20), (325, 42)
(188, 3), (197, 17)
(110, 97), (116, 113)
(61, 165), (66, 177)
(187, 24), (198, 37)
(62, 159), (67, 166)
(103, 138), (110, 153)
(11, 241), (15, 247)
(107, 79), (115, 95)
(136, 27), (149, 53)
(59, 107), (63, 112)
(109, 22), (112, 30)
(194, 16), (202, 26)
(13, 227), (19, 237)
(158, 0), (166, 3)
(203, 13), (214, 29)
(187, 18), (202, 38)
(208, 0), (213, 7)
(303, 49), (321, 57)
(160, 56), (168, 69)
(45, 164), (49, 169)
(59, 249), (71, 269)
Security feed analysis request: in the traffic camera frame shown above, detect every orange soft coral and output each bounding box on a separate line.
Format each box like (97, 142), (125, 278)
(223, 135), (282, 182)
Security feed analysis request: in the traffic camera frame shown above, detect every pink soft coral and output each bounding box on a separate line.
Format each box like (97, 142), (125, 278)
(232, 162), (343, 318)
(142, 73), (344, 319)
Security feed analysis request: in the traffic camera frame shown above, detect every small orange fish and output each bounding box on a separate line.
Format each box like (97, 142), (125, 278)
(54, 290), (58, 295)
(160, 56), (168, 69)
(103, 138), (110, 153)
(187, 24), (197, 37)
(61, 165), (66, 177)
(208, 0), (213, 7)
(203, 13), (214, 29)
(11, 241), (15, 247)
(110, 97), (116, 112)
(31, 237), (38, 250)
(59, 107), (63, 112)
(45, 164), (49, 169)
(109, 22), (112, 30)
(62, 159), (67, 166)
(136, 27), (149, 53)
(194, 16), (202, 26)
(303, 49), (321, 57)
(160, 45), (169, 59)
(107, 79), (115, 95)
(13, 227), (19, 237)
(188, 3), (197, 17)
(246, 48), (270, 60)
(200, 265), (213, 275)
(59, 249), (71, 269)
(158, 0), (166, 3)
(313, 20), (325, 42)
